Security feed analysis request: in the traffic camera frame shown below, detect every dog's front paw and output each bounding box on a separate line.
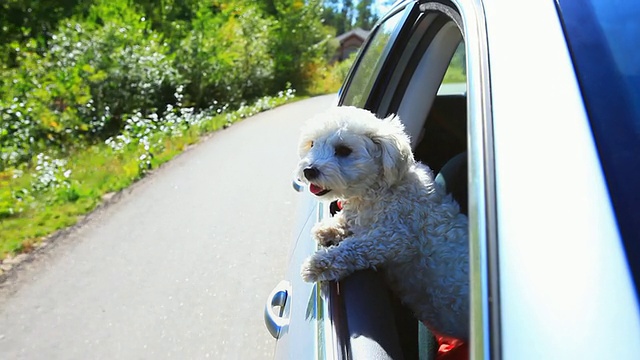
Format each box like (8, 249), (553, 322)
(312, 221), (347, 247)
(312, 228), (340, 247)
(300, 251), (342, 282)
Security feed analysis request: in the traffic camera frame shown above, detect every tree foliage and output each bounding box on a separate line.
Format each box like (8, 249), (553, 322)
(0, 0), (336, 170)
(355, 0), (377, 30)
(321, 0), (380, 33)
(271, 0), (331, 91)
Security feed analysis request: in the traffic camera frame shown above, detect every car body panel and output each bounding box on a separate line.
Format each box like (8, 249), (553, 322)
(483, 0), (640, 358)
(268, 194), (322, 359)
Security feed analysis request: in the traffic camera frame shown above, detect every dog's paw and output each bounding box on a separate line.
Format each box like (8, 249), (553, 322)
(313, 232), (339, 247)
(312, 223), (346, 247)
(300, 252), (341, 282)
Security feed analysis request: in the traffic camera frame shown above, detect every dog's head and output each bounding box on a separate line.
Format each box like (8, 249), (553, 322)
(295, 106), (414, 200)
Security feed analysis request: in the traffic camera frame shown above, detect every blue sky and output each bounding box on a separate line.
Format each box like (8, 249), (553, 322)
(374, 0), (395, 15)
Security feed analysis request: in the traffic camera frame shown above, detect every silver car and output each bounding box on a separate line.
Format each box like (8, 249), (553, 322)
(265, 0), (640, 358)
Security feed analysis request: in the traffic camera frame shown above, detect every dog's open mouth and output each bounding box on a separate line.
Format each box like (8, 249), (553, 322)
(309, 183), (331, 196)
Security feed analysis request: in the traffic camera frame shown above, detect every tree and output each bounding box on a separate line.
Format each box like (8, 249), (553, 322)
(173, 1), (275, 108)
(270, 0), (331, 91)
(321, 0), (379, 34)
(355, 0), (376, 30)
(0, 0), (87, 67)
(0, 0), (338, 169)
(340, 0), (355, 31)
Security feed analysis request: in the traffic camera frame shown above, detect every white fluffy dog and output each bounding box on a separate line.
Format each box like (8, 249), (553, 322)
(295, 106), (469, 340)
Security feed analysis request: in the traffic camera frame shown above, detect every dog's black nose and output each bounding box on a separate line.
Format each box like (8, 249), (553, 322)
(303, 167), (320, 180)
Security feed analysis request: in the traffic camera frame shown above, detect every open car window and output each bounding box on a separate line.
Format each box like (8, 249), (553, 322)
(340, 11), (404, 108)
(330, 2), (473, 359)
(341, 2), (421, 109)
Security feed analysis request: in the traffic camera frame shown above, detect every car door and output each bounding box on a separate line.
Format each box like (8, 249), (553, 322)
(266, 0), (491, 358)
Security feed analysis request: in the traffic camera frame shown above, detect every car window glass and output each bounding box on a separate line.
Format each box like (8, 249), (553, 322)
(342, 11), (404, 107)
(440, 41), (466, 92)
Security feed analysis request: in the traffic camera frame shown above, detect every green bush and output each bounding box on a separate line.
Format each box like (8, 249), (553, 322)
(0, 3), (180, 170)
(43, 2), (181, 136)
(0, 0), (334, 171)
(306, 53), (357, 95)
(175, 2), (274, 109)
(270, 0), (332, 92)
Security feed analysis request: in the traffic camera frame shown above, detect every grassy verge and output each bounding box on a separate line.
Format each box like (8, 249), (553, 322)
(0, 90), (296, 259)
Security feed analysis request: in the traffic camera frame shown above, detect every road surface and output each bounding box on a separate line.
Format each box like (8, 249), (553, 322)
(0, 95), (336, 359)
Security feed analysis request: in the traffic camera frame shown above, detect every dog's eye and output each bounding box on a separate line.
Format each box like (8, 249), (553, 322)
(335, 145), (352, 157)
(309, 141), (314, 148)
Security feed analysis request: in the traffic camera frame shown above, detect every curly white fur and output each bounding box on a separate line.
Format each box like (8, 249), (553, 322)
(296, 106), (469, 340)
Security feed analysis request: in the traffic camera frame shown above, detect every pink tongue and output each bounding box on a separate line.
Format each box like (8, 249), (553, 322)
(309, 184), (324, 194)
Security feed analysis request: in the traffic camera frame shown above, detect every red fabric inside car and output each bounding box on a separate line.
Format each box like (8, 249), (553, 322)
(436, 335), (468, 360)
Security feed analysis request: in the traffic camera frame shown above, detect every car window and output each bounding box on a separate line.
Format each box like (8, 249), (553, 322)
(442, 42), (466, 84)
(410, 17), (469, 360)
(439, 41), (466, 96)
(341, 10), (404, 108)
(332, 3), (474, 359)
(370, 4), (469, 358)
(414, 37), (467, 171)
(557, 0), (640, 292)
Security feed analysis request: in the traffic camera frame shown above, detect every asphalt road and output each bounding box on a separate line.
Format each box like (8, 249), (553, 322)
(0, 94), (336, 359)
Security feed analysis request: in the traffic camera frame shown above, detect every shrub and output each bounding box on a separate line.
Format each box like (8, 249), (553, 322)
(0, 3), (180, 170)
(0, 0), (328, 172)
(306, 53), (357, 95)
(175, 2), (274, 109)
(270, 0), (333, 92)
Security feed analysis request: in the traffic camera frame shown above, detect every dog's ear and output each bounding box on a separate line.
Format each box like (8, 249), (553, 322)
(370, 114), (414, 186)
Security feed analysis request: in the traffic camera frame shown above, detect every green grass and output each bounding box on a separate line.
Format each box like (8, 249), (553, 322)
(443, 65), (466, 84)
(0, 93), (296, 259)
(0, 136), (185, 257)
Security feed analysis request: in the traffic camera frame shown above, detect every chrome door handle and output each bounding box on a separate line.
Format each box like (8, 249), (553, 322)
(264, 280), (291, 338)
